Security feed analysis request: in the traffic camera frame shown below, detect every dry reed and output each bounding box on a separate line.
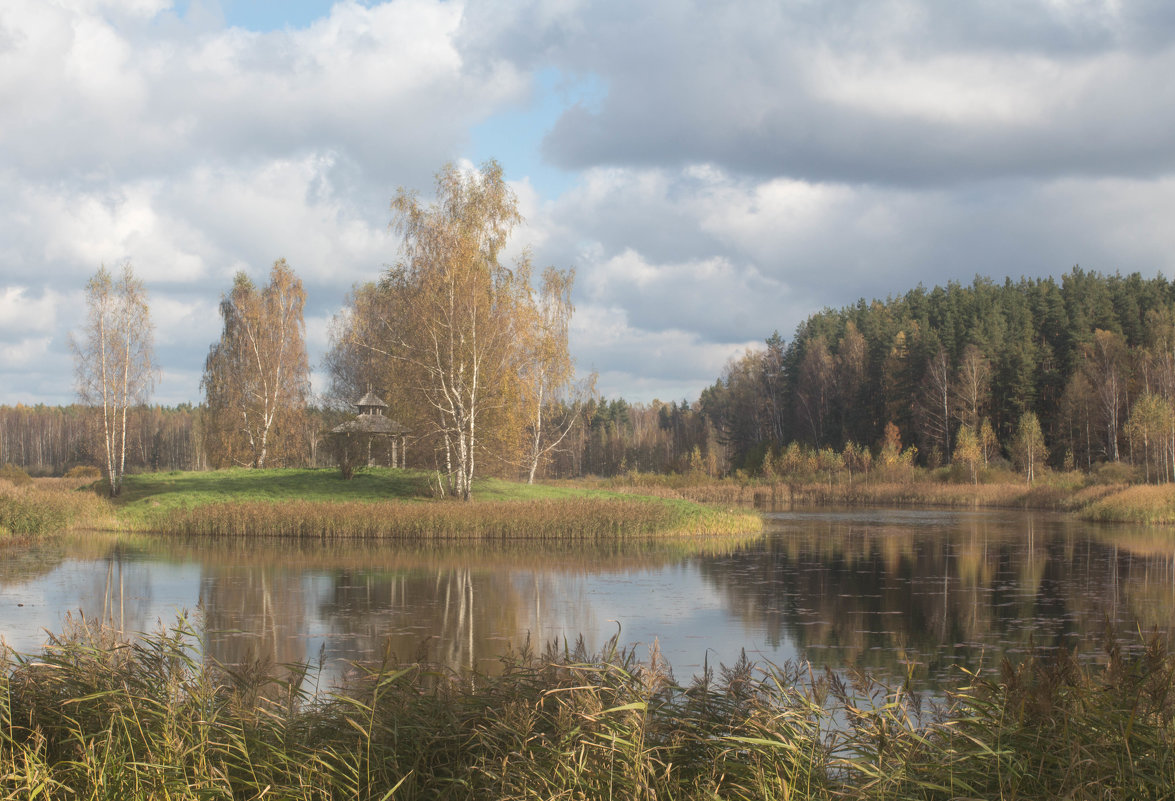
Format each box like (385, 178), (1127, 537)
(136, 496), (762, 540)
(1083, 484), (1175, 524)
(0, 479), (111, 537)
(3, 616), (1174, 800)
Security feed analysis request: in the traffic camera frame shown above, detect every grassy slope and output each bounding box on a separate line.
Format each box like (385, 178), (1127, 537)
(114, 467), (435, 509)
(115, 468), (673, 512)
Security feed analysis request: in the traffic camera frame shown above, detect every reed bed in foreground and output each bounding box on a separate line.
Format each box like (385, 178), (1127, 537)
(135, 496), (761, 539)
(4, 617), (1175, 800)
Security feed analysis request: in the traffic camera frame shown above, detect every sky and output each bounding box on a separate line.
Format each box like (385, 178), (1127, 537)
(5, 0), (1175, 407)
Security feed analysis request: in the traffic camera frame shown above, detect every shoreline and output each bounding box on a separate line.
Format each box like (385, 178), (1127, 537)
(595, 474), (1175, 525)
(7, 466), (1175, 542)
(5, 468), (763, 540)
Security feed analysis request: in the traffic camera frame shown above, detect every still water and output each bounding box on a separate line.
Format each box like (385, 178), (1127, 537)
(2, 508), (1173, 689)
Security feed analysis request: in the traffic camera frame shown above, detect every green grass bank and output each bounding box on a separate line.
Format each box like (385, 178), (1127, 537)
(108, 468), (762, 539)
(3, 616), (1173, 800)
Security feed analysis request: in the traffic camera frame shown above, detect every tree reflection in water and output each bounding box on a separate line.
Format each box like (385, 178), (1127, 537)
(192, 539), (715, 684)
(698, 509), (1175, 685)
(4, 517), (1173, 694)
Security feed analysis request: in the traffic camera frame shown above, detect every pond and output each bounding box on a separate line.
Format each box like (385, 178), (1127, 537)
(2, 508), (1173, 690)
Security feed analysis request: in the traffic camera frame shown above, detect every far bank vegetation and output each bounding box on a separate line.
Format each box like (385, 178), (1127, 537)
(12, 222), (1175, 517)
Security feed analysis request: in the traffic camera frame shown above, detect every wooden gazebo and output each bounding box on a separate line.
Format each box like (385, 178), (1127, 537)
(328, 389), (409, 470)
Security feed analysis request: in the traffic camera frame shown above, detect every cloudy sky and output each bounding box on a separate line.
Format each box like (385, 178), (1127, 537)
(4, 0), (1175, 407)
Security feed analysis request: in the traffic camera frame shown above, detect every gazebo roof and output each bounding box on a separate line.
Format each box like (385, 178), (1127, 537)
(356, 390), (388, 409)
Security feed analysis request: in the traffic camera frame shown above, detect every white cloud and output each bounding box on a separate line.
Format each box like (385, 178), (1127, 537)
(153, 295), (218, 347)
(0, 337), (52, 367)
(0, 0), (523, 183)
(807, 50), (1055, 126)
(489, 0), (1175, 185)
(5, 0), (1175, 409)
(0, 288), (61, 334)
(523, 160), (1175, 402)
(570, 303), (759, 401)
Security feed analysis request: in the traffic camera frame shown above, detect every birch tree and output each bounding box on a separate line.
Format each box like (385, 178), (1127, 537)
(358, 161), (531, 500)
(201, 259), (310, 468)
(796, 336), (833, 446)
(70, 263), (154, 496)
(522, 267), (593, 483)
(1082, 329), (1128, 462)
(954, 344), (991, 429)
(954, 423), (980, 484)
(1011, 411), (1047, 484)
(918, 345), (952, 464)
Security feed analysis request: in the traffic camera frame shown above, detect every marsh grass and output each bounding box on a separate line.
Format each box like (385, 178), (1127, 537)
(1083, 484), (1175, 524)
(0, 478), (112, 537)
(4, 617), (1175, 800)
(134, 496), (760, 539)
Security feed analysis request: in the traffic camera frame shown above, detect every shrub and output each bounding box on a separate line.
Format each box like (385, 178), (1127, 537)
(64, 465), (102, 481)
(1092, 461), (1140, 485)
(0, 463), (33, 487)
(978, 464), (1019, 484)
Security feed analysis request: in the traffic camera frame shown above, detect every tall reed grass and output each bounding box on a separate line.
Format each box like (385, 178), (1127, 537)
(3, 617), (1174, 800)
(134, 496), (761, 539)
(0, 479), (111, 537)
(1083, 484), (1175, 524)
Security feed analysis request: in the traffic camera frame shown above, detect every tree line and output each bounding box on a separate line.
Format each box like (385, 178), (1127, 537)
(18, 163), (1175, 490)
(701, 268), (1175, 481)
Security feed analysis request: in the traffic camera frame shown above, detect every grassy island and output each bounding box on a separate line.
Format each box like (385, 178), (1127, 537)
(8, 461), (1175, 540)
(2, 468), (762, 540)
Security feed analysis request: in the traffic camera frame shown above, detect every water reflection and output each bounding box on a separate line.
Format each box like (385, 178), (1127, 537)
(703, 510), (1175, 683)
(2, 511), (1173, 691)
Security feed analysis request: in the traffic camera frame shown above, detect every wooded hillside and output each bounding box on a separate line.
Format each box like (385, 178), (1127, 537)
(702, 267), (1175, 475)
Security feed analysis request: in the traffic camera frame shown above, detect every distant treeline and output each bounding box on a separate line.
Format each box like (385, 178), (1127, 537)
(548, 268), (1175, 481)
(701, 267), (1175, 475)
(7, 267), (1175, 481)
(0, 404), (335, 476)
(0, 399), (715, 480)
(0, 404), (208, 476)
